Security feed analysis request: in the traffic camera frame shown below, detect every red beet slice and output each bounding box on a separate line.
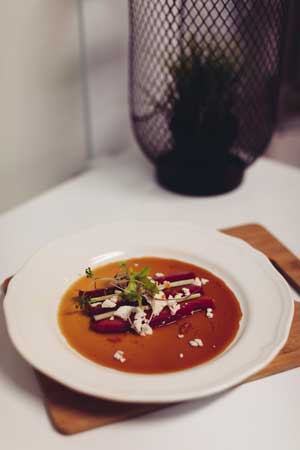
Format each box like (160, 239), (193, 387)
(90, 297), (215, 334)
(91, 317), (130, 333)
(86, 285), (202, 316)
(149, 297), (214, 328)
(79, 286), (116, 299)
(164, 284), (203, 298)
(153, 272), (195, 283)
(86, 303), (116, 316)
(82, 272), (196, 301)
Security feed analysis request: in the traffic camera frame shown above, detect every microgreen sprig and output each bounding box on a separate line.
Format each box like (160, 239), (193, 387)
(85, 267), (94, 278)
(78, 261), (159, 310)
(118, 262), (159, 308)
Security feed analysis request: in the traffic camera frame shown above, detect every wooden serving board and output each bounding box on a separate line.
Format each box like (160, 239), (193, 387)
(2, 224), (300, 435)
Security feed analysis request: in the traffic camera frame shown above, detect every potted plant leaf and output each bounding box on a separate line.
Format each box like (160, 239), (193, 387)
(156, 38), (242, 195)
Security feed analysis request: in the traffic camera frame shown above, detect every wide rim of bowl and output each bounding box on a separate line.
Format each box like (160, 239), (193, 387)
(3, 222), (294, 403)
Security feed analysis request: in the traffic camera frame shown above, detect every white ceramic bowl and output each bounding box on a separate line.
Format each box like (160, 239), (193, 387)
(3, 222), (294, 403)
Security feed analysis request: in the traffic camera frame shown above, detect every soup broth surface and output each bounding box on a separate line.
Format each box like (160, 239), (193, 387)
(58, 257), (242, 374)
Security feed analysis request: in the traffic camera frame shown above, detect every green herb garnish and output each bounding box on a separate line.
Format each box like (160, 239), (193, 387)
(85, 267), (94, 278)
(119, 262), (158, 308)
(79, 292), (88, 309)
(168, 36), (238, 162)
(78, 261), (159, 310)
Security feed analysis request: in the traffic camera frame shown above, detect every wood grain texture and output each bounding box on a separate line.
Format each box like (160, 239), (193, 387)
(2, 223), (300, 434)
(224, 223), (300, 294)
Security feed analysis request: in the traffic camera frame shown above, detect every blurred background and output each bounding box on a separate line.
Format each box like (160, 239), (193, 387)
(1, 0), (299, 213)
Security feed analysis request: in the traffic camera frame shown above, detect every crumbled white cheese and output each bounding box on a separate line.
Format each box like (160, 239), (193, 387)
(109, 316), (115, 321)
(102, 298), (118, 308)
(155, 272), (165, 277)
(132, 308), (153, 336)
(189, 338), (204, 347)
(175, 293), (183, 299)
(206, 307), (214, 318)
(182, 287), (191, 296)
(113, 350), (126, 363)
(168, 294), (174, 300)
(132, 308), (146, 334)
(193, 277), (202, 286)
(114, 304), (155, 337)
(201, 278), (209, 285)
(154, 290), (166, 300)
(168, 300), (181, 315)
(179, 353), (184, 359)
(177, 334), (184, 339)
(147, 299), (167, 316)
(114, 305), (135, 321)
(140, 323), (153, 336)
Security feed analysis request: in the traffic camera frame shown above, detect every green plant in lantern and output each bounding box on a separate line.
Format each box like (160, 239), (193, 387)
(168, 37), (238, 164)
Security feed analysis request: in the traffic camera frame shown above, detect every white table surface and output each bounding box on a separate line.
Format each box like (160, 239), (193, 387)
(1, 147), (300, 449)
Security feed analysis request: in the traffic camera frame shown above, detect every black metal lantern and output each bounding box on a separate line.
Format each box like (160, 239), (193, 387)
(129, 0), (290, 195)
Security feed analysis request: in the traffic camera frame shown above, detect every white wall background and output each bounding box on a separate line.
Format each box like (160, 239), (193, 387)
(82, 0), (133, 158)
(0, 1), (86, 213)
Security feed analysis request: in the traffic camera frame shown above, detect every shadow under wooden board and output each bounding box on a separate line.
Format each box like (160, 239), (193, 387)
(2, 223), (300, 435)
